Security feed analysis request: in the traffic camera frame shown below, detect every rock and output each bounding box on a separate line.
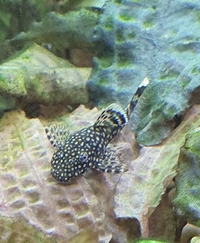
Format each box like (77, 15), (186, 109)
(0, 43), (91, 106)
(130, 77), (200, 145)
(191, 237), (200, 243)
(5, 0), (200, 145)
(174, 128), (200, 227)
(87, 0), (200, 107)
(10, 8), (99, 52)
(87, 0), (200, 145)
(0, 95), (16, 117)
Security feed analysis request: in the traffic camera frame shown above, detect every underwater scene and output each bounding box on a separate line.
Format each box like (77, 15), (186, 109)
(1, 0), (200, 242)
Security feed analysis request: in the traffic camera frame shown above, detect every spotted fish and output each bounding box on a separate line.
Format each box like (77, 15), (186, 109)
(46, 78), (149, 183)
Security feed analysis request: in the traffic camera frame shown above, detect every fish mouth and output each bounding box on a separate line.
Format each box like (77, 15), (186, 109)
(51, 168), (71, 184)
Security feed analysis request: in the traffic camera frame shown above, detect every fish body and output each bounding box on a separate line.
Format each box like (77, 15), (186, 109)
(46, 78), (149, 183)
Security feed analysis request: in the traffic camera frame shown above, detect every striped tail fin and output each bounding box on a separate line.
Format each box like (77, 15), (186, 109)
(125, 77), (149, 119)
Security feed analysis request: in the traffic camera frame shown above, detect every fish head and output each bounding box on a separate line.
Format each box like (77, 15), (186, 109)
(50, 144), (92, 183)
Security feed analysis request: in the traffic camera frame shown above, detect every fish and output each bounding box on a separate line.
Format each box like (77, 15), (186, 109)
(45, 78), (149, 183)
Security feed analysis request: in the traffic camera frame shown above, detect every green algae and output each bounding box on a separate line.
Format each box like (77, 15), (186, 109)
(0, 95), (15, 116)
(87, 0), (200, 147)
(116, 29), (124, 43)
(115, 0), (123, 3)
(133, 240), (169, 243)
(0, 43), (90, 106)
(143, 16), (155, 29)
(130, 81), (185, 145)
(0, 68), (27, 96)
(10, 8), (99, 52)
(190, 66), (200, 74)
(103, 16), (114, 30)
(184, 131), (200, 155)
(119, 13), (134, 22)
(0, 216), (59, 243)
(98, 78), (109, 85)
(174, 127), (200, 226)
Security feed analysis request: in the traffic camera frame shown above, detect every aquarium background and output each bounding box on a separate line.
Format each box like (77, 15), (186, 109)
(1, 0), (200, 243)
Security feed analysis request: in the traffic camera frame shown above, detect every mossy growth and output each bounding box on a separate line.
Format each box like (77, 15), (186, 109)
(173, 129), (200, 226)
(116, 48), (134, 67)
(133, 240), (169, 243)
(116, 58), (132, 67)
(116, 29), (124, 43)
(114, 0), (122, 4)
(0, 212), (98, 242)
(184, 131), (200, 156)
(195, 10), (200, 23)
(151, 5), (157, 11)
(103, 16), (114, 30)
(98, 78), (109, 85)
(159, 68), (180, 80)
(118, 13), (134, 22)
(97, 56), (114, 68)
(143, 16), (155, 29)
(0, 216), (59, 243)
(190, 66), (200, 74)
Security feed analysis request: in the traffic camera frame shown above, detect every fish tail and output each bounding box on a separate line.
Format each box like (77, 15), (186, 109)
(125, 77), (149, 119)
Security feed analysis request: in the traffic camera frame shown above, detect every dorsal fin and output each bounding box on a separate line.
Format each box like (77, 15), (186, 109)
(125, 77), (149, 119)
(94, 103), (128, 138)
(45, 123), (69, 148)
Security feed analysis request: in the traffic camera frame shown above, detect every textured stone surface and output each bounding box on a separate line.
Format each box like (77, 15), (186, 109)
(114, 105), (200, 238)
(2, 104), (200, 242)
(0, 109), (105, 242)
(87, 0), (200, 145)
(0, 106), (137, 243)
(0, 43), (90, 106)
(0, 215), (59, 243)
(130, 78), (200, 145)
(5, 0), (200, 146)
(10, 8), (99, 52)
(88, 0), (200, 106)
(173, 113), (200, 227)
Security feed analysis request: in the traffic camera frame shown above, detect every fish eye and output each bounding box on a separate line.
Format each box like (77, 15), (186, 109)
(57, 151), (63, 159)
(79, 153), (88, 163)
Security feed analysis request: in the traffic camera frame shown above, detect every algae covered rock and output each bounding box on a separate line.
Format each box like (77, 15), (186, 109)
(0, 0), (57, 63)
(0, 216), (58, 243)
(1, 99), (200, 242)
(88, 0), (200, 105)
(114, 105), (200, 241)
(0, 107), (108, 243)
(0, 43), (90, 106)
(173, 128), (200, 227)
(0, 105), (138, 243)
(10, 8), (99, 52)
(130, 76), (200, 145)
(133, 240), (169, 243)
(62, 0), (106, 11)
(0, 95), (16, 117)
(87, 0), (200, 145)
(6, 0), (200, 145)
